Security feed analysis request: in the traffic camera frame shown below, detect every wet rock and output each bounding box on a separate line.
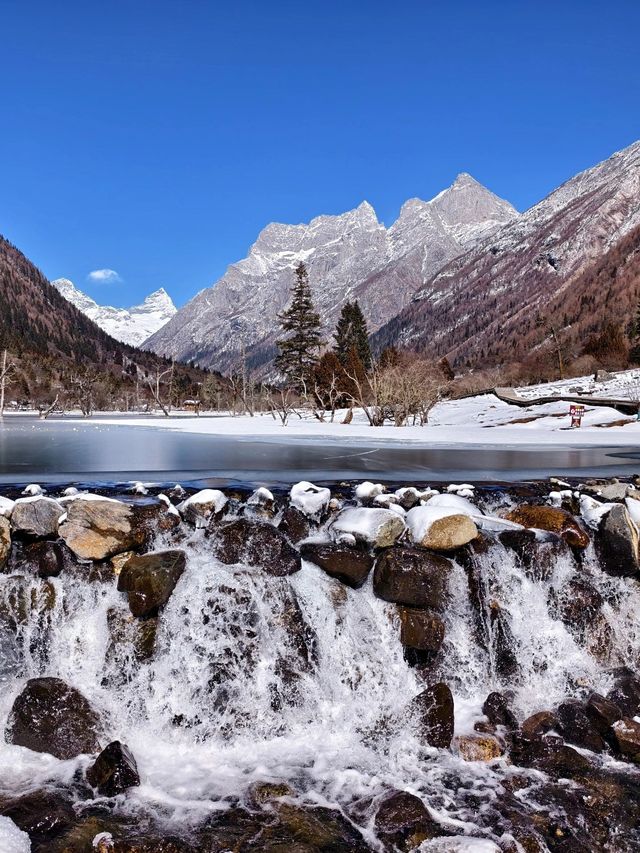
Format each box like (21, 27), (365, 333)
(398, 607), (445, 655)
(503, 504), (589, 549)
(264, 802), (371, 852)
(510, 733), (590, 776)
(482, 691), (518, 730)
(520, 710), (558, 740)
(499, 528), (570, 581)
(0, 790), (76, 848)
(330, 507), (405, 548)
(597, 504), (640, 577)
(117, 549), (186, 617)
(373, 547), (452, 610)
(248, 781), (294, 806)
(210, 517), (301, 576)
(6, 677), (100, 759)
(555, 578), (603, 630)
(489, 602), (518, 679)
(607, 667), (640, 716)
(59, 498), (147, 560)
(409, 682), (454, 748)
(177, 488), (228, 528)
(300, 542), (373, 588)
(11, 497), (64, 539)
(0, 575), (56, 629)
(107, 608), (158, 662)
(86, 741), (140, 796)
(0, 516), (10, 569)
(10, 539), (68, 578)
(278, 505), (311, 544)
(454, 733), (503, 761)
(585, 692), (622, 735)
(612, 718), (640, 761)
(556, 700), (607, 753)
(406, 506), (478, 552)
(374, 790), (443, 850)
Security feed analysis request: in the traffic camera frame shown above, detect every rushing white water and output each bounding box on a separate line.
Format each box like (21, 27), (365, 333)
(1, 520), (640, 843)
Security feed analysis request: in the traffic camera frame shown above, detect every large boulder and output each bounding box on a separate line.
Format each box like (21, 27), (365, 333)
(585, 692), (622, 735)
(409, 682), (454, 749)
(0, 790), (76, 849)
(499, 527), (569, 581)
(290, 481), (331, 519)
(503, 504), (589, 549)
(520, 710), (558, 740)
(373, 547), (452, 610)
(86, 740), (140, 796)
(0, 515), (10, 569)
(117, 550), (186, 617)
(210, 517), (301, 576)
(374, 790), (443, 849)
(330, 507), (405, 549)
(398, 607), (445, 654)
(509, 733), (590, 777)
(406, 506), (478, 551)
(597, 504), (640, 577)
(278, 506), (310, 544)
(300, 542), (373, 588)
(59, 498), (147, 560)
(482, 692), (517, 730)
(556, 700), (607, 753)
(6, 677), (100, 759)
(11, 497), (64, 539)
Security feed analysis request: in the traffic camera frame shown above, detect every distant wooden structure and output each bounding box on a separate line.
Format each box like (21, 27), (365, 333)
(183, 399), (201, 414)
(494, 387), (639, 416)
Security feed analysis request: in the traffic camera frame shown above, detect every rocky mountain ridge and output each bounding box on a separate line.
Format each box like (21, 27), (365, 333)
(144, 176), (518, 372)
(52, 279), (177, 347)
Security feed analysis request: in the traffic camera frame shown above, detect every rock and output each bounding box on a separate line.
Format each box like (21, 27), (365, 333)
(59, 498), (146, 560)
(521, 710), (558, 740)
(503, 504), (589, 549)
(409, 682), (454, 749)
(607, 668), (640, 716)
(454, 733), (503, 761)
(266, 802), (370, 852)
(248, 781), (294, 806)
(11, 539), (68, 578)
(11, 497), (64, 538)
(597, 504), (640, 577)
(0, 516), (10, 568)
(612, 718), (640, 761)
(555, 578), (603, 629)
(398, 607), (445, 654)
(499, 528), (569, 581)
(556, 701), (607, 753)
(86, 741), (140, 796)
(509, 734), (590, 776)
(374, 790), (443, 849)
(585, 692), (622, 735)
(278, 506), (310, 544)
(489, 602), (518, 679)
(110, 550), (137, 576)
(373, 547), (452, 610)
(300, 541), (373, 588)
(330, 507), (406, 549)
(6, 677), (100, 759)
(117, 550), (186, 617)
(177, 488), (228, 527)
(0, 575), (56, 628)
(210, 517), (301, 576)
(406, 506), (478, 551)
(482, 692), (518, 730)
(107, 608), (158, 662)
(290, 481), (331, 518)
(0, 790), (76, 848)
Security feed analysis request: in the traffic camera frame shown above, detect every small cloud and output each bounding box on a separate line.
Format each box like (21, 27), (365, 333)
(87, 268), (122, 284)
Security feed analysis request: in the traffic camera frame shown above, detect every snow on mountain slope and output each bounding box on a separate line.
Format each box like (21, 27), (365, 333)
(144, 177), (517, 372)
(373, 139), (640, 364)
(52, 279), (177, 347)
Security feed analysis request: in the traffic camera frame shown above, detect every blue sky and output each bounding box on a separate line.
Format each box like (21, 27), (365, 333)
(1, 1), (639, 308)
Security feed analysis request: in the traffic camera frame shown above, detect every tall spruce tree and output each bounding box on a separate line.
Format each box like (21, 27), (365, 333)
(275, 262), (323, 388)
(333, 300), (372, 369)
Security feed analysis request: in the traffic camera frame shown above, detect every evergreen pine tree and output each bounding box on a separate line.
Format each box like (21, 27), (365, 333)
(333, 300), (372, 369)
(275, 262), (323, 388)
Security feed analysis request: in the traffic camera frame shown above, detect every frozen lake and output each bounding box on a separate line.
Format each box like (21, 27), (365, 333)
(0, 415), (638, 485)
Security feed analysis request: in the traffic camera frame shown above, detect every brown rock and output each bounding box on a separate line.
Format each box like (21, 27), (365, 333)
(86, 740), (140, 796)
(607, 667), (640, 716)
(585, 692), (622, 734)
(59, 498), (144, 560)
(373, 547), (452, 610)
(407, 509), (478, 551)
(0, 515), (10, 568)
(398, 607), (445, 653)
(117, 549), (186, 617)
(510, 733), (591, 776)
(521, 710), (558, 740)
(210, 517), (301, 576)
(278, 505), (311, 544)
(612, 717), (640, 761)
(503, 504), (589, 549)
(300, 542), (373, 588)
(597, 503), (640, 577)
(455, 733), (503, 761)
(11, 497), (64, 539)
(499, 528), (569, 581)
(374, 790), (443, 849)
(556, 700), (607, 753)
(555, 578), (603, 629)
(409, 682), (454, 748)
(6, 677), (100, 759)
(482, 692), (518, 730)
(0, 790), (76, 848)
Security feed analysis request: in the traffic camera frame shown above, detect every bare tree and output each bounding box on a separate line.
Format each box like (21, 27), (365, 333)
(0, 349), (15, 417)
(266, 387), (297, 426)
(69, 370), (99, 417)
(147, 365), (173, 416)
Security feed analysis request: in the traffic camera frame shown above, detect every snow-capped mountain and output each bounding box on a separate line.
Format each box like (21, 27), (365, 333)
(52, 279), (177, 347)
(373, 138), (640, 365)
(144, 176), (517, 372)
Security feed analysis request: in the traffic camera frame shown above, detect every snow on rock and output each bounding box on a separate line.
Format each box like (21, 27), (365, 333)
(248, 487), (275, 505)
(548, 489), (574, 507)
(130, 481), (149, 495)
(394, 486), (439, 508)
(355, 481), (385, 502)
(330, 507), (406, 548)
(290, 482), (331, 518)
(625, 496), (640, 529)
(420, 838), (501, 852)
(406, 505), (478, 550)
(427, 493), (479, 516)
(0, 816), (31, 852)
(22, 483), (43, 496)
(158, 493), (180, 516)
(177, 489), (228, 527)
(579, 495), (617, 529)
(0, 496), (15, 517)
